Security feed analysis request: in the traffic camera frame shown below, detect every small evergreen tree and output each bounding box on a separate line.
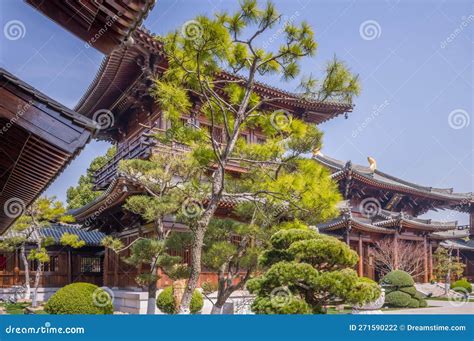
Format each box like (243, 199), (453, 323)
(119, 0), (359, 312)
(66, 146), (116, 209)
(0, 197), (80, 307)
(432, 247), (465, 295)
(247, 223), (380, 314)
(102, 236), (187, 314)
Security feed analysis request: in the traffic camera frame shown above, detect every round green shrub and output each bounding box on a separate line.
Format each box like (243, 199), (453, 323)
(407, 298), (420, 308)
(380, 270), (414, 289)
(418, 299), (428, 308)
(384, 290), (411, 307)
(451, 279), (472, 294)
(156, 286), (203, 314)
(45, 282), (113, 314)
(251, 295), (312, 314)
(400, 286), (417, 296)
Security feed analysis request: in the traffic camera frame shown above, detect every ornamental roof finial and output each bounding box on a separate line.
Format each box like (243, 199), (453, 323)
(367, 156), (377, 172)
(312, 147), (322, 157)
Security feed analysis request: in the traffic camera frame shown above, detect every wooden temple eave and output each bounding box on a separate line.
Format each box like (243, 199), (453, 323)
(26, 0), (156, 54)
(318, 216), (395, 235)
(72, 175), (249, 231)
(314, 154), (472, 213)
(74, 26), (353, 134)
(373, 217), (457, 233)
(0, 69), (94, 234)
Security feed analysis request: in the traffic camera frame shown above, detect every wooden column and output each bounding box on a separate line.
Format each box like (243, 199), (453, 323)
(67, 250), (73, 284)
(423, 235), (428, 283)
(358, 234), (364, 277)
(13, 250), (19, 285)
(393, 231), (399, 269)
(113, 253), (119, 288)
(103, 250), (109, 287)
(428, 242), (433, 281)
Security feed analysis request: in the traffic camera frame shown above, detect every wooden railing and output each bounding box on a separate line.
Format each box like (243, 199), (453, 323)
(93, 131), (248, 189)
(93, 133), (154, 189)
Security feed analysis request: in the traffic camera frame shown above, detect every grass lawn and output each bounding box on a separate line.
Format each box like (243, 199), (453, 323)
(0, 302), (47, 314)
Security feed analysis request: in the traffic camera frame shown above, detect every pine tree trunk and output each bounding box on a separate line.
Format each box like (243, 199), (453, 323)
(211, 290), (231, 314)
(19, 244), (31, 300)
(31, 264), (42, 308)
(147, 282), (157, 314)
(179, 228), (205, 313)
(177, 80), (253, 313)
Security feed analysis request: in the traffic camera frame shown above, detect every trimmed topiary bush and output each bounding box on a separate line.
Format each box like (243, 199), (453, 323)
(418, 299), (428, 308)
(451, 279), (472, 294)
(156, 286), (203, 314)
(385, 291), (411, 307)
(249, 228), (381, 314)
(380, 270), (414, 289)
(407, 298), (420, 308)
(381, 271), (427, 308)
(400, 286), (417, 296)
(45, 282), (113, 314)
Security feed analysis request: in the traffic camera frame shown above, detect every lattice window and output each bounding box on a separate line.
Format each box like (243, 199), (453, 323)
(29, 256), (58, 272)
(0, 255), (6, 271)
(80, 257), (102, 273)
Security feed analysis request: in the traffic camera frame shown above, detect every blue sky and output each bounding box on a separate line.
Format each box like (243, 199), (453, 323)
(0, 0), (472, 223)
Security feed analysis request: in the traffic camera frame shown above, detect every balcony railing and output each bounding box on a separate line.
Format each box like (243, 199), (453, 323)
(93, 132), (154, 189)
(93, 130), (251, 190)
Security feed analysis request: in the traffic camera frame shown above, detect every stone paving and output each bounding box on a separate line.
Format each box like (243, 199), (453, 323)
(383, 299), (474, 314)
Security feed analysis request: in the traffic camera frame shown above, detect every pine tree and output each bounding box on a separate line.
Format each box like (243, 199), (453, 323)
(66, 146), (116, 209)
(0, 197), (80, 307)
(247, 223), (381, 314)
(122, 0), (360, 312)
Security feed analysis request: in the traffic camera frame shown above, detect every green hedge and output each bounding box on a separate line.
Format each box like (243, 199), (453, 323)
(380, 270), (414, 289)
(399, 286), (417, 296)
(156, 286), (203, 314)
(380, 271), (427, 308)
(418, 299), (428, 308)
(45, 283), (113, 315)
(384, 290), (411, 307)
(451, 279), (472, 294)
(407, 298), (420, 308)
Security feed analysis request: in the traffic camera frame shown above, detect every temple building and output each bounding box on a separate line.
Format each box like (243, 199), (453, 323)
(0, 224), (105, 288)
(67, 25), (353, 288)
(0, 0), (472, 300)
(314, 154), (473, 282)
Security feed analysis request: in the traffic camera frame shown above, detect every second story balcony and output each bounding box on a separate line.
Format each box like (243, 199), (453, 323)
(92, 129), (248, 190)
